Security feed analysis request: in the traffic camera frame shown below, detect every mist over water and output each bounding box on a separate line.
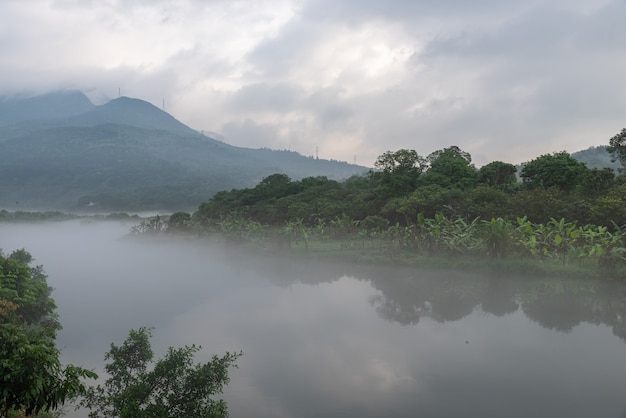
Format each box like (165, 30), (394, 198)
(2, 221), (626, 417)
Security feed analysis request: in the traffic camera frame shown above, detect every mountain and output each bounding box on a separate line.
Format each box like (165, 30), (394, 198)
(0, 90), (94, 124)
(571, 146), (622, 172)
(65, 96), (197, 135)
(0, 92), (368, 212)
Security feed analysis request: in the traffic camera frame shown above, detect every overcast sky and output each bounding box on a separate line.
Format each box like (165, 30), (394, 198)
(1, 0), (624, 166)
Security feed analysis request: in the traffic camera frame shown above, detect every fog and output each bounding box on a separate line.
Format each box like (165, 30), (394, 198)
(2, 221), (626, 417)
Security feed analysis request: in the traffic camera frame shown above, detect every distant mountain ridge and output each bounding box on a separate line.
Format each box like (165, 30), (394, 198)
(0, 90), (94, 124)
(64, 96), (198, 135)
(571, 146), (622, 172)
(0, 91), (368, 211)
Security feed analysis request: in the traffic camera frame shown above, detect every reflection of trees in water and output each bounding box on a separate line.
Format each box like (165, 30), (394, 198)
(346, 264), (626, 343)
(522, 292), (589, 332)
(366, 271), (486, 323)
(366, 269), (626, 343)
(224, 249), (626, 343)
(429, 281), (481, 322)
(481, 278), (519, 317)
(520, 281), (626, 337)
(369, 294), (422, 326)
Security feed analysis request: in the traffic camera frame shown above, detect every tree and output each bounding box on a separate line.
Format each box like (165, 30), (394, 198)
(478, 161), (517, 188)
(374, 149), (427, 176)
(0, 249), (96, 417)
(464, 185), (511, 220)
(419, 146), (478, 190)
(607, 128), (626, 169)
(82, 327), (241, 418)
(256, 173), (295, 200)
(373, 149), (427, 197)
(520, 151), (588, 192)
(167, 211), (192, 232)
(577, 167), (615, 197)
(426, 145), (472, 166)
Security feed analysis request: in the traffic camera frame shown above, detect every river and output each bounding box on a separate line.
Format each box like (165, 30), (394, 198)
(2, 220), (626, 417)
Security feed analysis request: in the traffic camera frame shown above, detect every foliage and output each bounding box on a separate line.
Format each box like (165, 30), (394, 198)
(166, 212), (192, 232)
(124, 145), (626, 275)
(0, 250), (96, 417)
(419, 146), (478, 190)
(478, 161), (517, 188)
(588, 184), (626, 227)
(373, 149), (427, 197)
(577, 167), (616, 197)
(374, 149), (427, 177)
(607, 128), (626, 169)
(520, 151), (588, 192)
(129, 216), (165, 235)
(81, 327), (241, 418)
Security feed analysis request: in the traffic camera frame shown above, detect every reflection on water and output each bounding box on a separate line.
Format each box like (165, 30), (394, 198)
(2, 221), (626, 417)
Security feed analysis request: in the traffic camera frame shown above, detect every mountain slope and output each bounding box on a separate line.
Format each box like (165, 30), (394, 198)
(0, 90), (94, 124)
(571, 146), (622, 172)
(65, 97), (198, 135)
(0, 92), (368, 211)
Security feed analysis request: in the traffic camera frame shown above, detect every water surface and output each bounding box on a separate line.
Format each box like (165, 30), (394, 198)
(2, 221), (626, 417)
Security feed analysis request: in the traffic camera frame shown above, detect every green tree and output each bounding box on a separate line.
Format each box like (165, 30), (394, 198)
(463, 185), (511, 220)
(167, 211), (192, 232)
(374, 149), (427, 176)
(588, 184), (626, 227)
(0, 250), (96, 417)
(478, 161), (517, 188)
(373, 149), (427, 197)
(607, 128), (626, 169)
(577, 167), (615, 197)
(520, 151), (588, 192)
(383, 185), (465, 222)
(419, 146), (478, 190)
(82, 327), (241, 418)
(506, 188), (569, 224)
(255, 174), (295, 201)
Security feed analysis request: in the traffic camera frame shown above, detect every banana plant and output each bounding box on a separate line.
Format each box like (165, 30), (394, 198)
(548, 218), (579, 265)
(581, 223), (626, 270)
(444, 217), (481, 256)
(482, 217), (513, 259)
(514, 216), (538, 258)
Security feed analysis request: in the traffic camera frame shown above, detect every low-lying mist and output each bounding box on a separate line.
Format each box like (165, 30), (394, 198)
(1, 221), (244, 358)
(2, 220), (626, 418)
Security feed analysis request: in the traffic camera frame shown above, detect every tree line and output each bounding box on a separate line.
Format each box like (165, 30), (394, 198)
(188, 136), (626, 228)
(133, 129), (626, 276)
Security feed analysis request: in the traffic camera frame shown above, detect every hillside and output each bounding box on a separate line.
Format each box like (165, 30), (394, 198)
(571, 146), (622, 172)
(0, 91), (368, 211)
(0, 90), (94, 124)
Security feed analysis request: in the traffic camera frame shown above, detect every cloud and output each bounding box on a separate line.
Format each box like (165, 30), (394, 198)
(226, 82), (303, 113)
(0, 0), (624, 166)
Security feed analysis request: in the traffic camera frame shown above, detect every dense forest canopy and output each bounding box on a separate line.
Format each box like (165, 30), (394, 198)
(120, 134), (623, 277)
(191, 139), (626, 229)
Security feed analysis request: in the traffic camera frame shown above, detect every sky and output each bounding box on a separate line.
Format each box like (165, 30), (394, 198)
(1, 0), (625, 167)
